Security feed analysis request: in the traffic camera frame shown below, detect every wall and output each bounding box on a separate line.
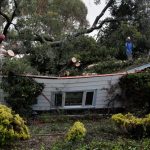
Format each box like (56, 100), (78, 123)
(0, 74), (123, 111)
(1, 63), (150, 111)
(31, 73), (123, 111)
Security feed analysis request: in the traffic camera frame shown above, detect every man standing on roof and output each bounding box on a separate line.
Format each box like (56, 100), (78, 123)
(125, 37), (133, 61)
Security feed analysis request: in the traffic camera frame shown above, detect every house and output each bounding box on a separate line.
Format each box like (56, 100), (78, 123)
(0, 63), (150, 111)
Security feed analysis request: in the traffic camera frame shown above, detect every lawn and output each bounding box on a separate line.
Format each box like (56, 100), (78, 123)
(2, 114), (150, 150)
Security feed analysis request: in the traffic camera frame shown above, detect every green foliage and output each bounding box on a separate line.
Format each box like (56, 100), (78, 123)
(85, 59), (130, 74)
(112, 113), (150, 138)
(16, 0), (88, 39)
(1, 57), (44, 116)
(0, 104), (30, 146)
(29, 43), (57, 74)
(2, 58), (38, 75)
(52, 138), (150, 150)
(59, 36), (99, 64)
(98, 23), (145, 60)
(1, 74), (44, 117)
(119, 70), (150, 114)
(110, 0), (136, 18)
(66, 121), (86, 142)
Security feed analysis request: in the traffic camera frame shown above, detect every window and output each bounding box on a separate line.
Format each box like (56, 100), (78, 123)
(65, 92), (83, 106)
(55, 93), (62, 106)
(53, 90), (95, 107)
(85, 92), (94, 105)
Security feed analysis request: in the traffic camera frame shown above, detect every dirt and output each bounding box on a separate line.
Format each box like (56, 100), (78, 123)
(1, 135), (63, 150)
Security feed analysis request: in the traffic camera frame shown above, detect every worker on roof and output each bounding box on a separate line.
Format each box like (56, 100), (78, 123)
(125, 37), (133, 61)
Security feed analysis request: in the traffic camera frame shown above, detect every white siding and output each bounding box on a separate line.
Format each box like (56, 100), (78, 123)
(32, 74), (122, 110)
(0, 74), (122, 110)
(0, 62), (149, 111)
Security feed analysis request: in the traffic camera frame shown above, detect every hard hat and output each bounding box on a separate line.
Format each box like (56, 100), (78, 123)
(127, 37), (131, 40)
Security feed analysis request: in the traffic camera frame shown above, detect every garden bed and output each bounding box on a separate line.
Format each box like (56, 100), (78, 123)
(2, 114), (150, 150)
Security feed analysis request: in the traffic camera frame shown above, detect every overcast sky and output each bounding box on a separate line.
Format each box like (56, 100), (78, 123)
(82, 0), (110, 37)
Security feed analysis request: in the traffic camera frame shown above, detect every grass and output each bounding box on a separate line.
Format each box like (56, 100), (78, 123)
(1, 114), (150, 150)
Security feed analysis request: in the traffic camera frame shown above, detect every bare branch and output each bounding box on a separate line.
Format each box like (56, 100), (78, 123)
(1, 0), (18, 36)
(11, 23), (19, 32)
(92, 0), (114, 28)
(49, 18), (123, 47)
(0, 11), (10, 23)
(34, 34), (54, 43)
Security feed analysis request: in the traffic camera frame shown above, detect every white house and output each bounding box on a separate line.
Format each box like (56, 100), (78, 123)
(0, 63), (149, 111)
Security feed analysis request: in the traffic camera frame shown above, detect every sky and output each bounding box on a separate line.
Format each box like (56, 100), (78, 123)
(82, 0), (110, 37)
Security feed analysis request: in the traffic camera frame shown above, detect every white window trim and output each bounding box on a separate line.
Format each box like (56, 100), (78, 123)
(52, 90), (96, 108)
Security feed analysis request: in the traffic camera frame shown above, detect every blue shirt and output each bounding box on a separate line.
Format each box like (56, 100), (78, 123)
(125, 41), (133, 54)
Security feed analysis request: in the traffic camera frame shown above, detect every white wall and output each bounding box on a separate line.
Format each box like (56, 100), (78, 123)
(32, 74), (123, 110)
(0, 74), (123, 110)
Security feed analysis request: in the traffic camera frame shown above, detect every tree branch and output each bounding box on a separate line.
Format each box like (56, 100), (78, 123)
(92, 0), (114, 28)
(34, 0), (116, 46)
(0, 0), (121, 48)
(0, 11), (10, 23)
(1, 0), (18, 36)
(44, 17), (122, 47)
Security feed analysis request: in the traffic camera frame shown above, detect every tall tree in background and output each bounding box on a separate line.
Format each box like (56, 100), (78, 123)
(0, 0), (149, 75)
(0, 0), (118, 74)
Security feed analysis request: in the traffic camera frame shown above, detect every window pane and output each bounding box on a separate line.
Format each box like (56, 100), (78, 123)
(85, 92), (93, 105)
(55, 93), (62, 106)
(65, 92), (83, 106)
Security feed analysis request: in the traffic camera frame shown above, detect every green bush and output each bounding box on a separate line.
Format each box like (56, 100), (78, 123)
(1, 57), (44, 117)
(1, 74), (44, 117)
(119, 70), (150, 114)
(2, 58), (38, 75)
(0, 104), (30, 146)
(84, 59), (130, 74)
(112, 113), (150, 138)
(66, 121), (86, 142)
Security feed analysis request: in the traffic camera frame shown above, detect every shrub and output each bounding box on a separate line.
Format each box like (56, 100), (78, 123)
(84, 59), (130, 74)
(1, 57), (44, 117)
(1, 74), (44, 117)
(119, 70), (150, 114)
(112, 113), (150, 138)
(2, 58), (38, 75)
(0, 104), (30, 146)
(66, 121), (86, 142)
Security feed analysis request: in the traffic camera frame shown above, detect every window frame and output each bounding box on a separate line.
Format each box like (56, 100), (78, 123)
(52, 90), (96, 108)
